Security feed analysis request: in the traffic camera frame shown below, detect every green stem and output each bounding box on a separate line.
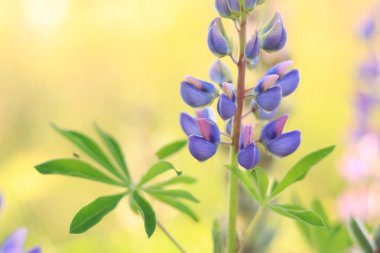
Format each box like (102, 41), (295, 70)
(157, 220), (188, 253)
(239, 207), (264, 252)
(227, 12), (247, 253)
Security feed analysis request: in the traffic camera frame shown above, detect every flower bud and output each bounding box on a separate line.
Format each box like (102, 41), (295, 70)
(209, 60), (233, 86)
(217, 83), (237, 120)
(267, 61), (300, 96)
(180, 75), (218, 108)
(259, 12), (287, 52)
(238, 125), (260, 170)
(244, 0), (257, 12)
(227, 0), (241, 14)
(208, 18), (232, 57)
(215, 0), (238, 19)
(260, 114), (301, 157)
(245, 30), (260, 61)
(254, 75), (282, 112)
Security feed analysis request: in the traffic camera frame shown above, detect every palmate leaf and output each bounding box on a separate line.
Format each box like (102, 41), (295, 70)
(149, 175), (197, 188)
(149, 193), (199, 222)
(225, 165), (260, 202)
(133, 193), (156, 238)
(270, 146), (335, 199)
(53, 124), (126, 182)
(35, 159), (124, 186)
(251, 167), (269, 202)
(139, 161), (182, 185)
(145, 189), (199, 203)
(155, 140), (187, 160)
(70, 193), (126, 234)
(269, 204), (326, 228)
(349, 218), (376, 253)
(94, 124), (131, 181)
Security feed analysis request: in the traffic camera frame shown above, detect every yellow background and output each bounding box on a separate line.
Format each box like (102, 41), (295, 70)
(0, 0), (376, 252)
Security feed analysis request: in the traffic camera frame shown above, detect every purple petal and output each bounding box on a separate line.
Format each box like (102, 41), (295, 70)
(227, 0), (240, 13)
(188, 135), (218, 161)
(215, 0), (232, 18)
(277, 69), (299, 96)
(266, 130), (301, 157)
(222, 82), (235, 101)
(359, 17), (376, 40)
(261, 12), (282, 34)
(266, 60), (293, 76)
(196, 107), (217, 122)
(256, 85), (282, 111)
(28, 247), (42, 253)
(239, 125), (253, 149)
(245, 31), (260, 60)
(209, 60), (233, 85)
(180, 81), (216, 107)
(208, 18), (230, 57)
(226, 119), (232, 135)
(260, 114), (288, 144)
(251, 101), (277, 119)
(260, 20), (287, 52)
(0, 228), (28, 253)
(245, 0), (257, 9)
(196, 118), (220, 144)
(180, 113), (200, 136)
(238, 143), (260, 170)
(254, 74), (279, 94)
(217, 95), (237, 120)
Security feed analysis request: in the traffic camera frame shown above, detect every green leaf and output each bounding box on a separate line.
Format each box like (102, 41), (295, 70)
(155, 140), (187, 160)
(94, 124), (131, 181)
(270, 146), (335, 198)
(133, 193), (156, 238)
(225, 165), (260, 202)
(70, 193), (125, 234)
(139, 161), (182, 185)
(150, 194), (199, 222)
(145, 189), (199, 203)
(311, 199), (330, 227)
(53, 124), (125, 181)
(212, 219), (223, 253)
(149, 175), (197, 188)
(349, 218), (376, 253)
(35, 159), (124, 186)
(269, 204), (326, 228)
(251, 167), (269, 202)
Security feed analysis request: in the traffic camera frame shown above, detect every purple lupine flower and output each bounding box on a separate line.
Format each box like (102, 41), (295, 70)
(209, 60), (233, 86)
(358, 56), (380, 82)
(244, 0), (257, 12)
(180, 75), (218, 108)
(266, 60), (300, 96)
(245, 30), (260, 61)
(180, 109), (220, 161)
(260, 114), (301, 157)
(227, 0), (240, 14)
(259, 12), (287, 52)
(251, 101), (277, 120)
(208, 18), (231, 57)
(217, 83), (237, 120)
(359, 16), (376, 40)
(238, 125), (260, 170)
(254, 74), (282, 112)
(0, 228), (41, 253)
(215, 0), (236, 19)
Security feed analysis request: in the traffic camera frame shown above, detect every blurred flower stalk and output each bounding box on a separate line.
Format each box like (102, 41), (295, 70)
(338, 4), (380, 224)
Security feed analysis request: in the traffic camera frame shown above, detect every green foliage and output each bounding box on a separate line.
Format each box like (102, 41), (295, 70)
(155, 139), (187, 160)
(270, 146), (335, 199)
(349, 218), (376, 253)
(251, 167), (269, 202)
(212, 219), (223, 253)
(225, 165), (260, 202)
(35, 125), (198, 238)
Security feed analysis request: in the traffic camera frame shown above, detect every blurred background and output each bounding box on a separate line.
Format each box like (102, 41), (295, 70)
(0, 0), (378, 252)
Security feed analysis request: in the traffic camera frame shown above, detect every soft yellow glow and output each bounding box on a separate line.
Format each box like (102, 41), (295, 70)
(24, 0), (69, 30)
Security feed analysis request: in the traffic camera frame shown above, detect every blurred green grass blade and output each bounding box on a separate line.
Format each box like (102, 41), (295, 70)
(145, 189), (199, 203)
(212, 219), (223, 253)
(35, 159), (125, 186)
(52, 124), (125, 181)
(270, 146), (335, 199)
(225, 165), (260, 202)
(269, 204), (326, 228)
(94, 124), (131, 181)
(149, 175), (197, 188)
(149, 193), (199, 222)
(349, 218), (376, 253)
(133, 193), (156, 238)
(70, 193), (126, 234)
(155, 139), (187, 160)
(251, 167), (269, 202)
(139, 161), (182, 185)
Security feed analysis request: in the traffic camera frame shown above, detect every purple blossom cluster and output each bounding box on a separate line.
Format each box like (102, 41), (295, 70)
(179, 0), (301, 170)
(338, 6), (380, 223)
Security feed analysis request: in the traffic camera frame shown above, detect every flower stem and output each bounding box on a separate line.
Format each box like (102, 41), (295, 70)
(227, 12), (247, 253)
(239, 206), (264, 252)
(157, 220), (188, 253)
